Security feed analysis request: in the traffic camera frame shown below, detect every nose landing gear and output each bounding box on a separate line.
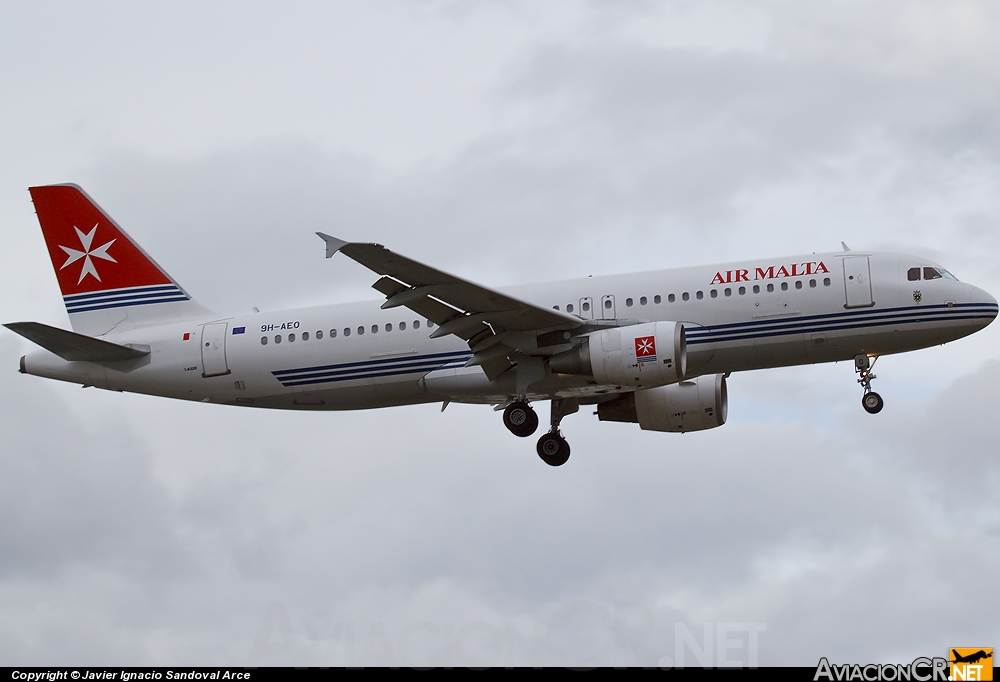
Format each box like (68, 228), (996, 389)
(855, 354), (883, 414)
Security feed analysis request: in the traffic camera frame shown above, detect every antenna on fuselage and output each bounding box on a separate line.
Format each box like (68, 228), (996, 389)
(841, 241), (851, 252)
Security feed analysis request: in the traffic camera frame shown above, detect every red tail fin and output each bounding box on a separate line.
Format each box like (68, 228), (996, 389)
(29, 184), (205, 334)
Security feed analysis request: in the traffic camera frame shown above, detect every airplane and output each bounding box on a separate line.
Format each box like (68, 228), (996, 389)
(5, 184), (998, 466)
(951, 650), (992, 665)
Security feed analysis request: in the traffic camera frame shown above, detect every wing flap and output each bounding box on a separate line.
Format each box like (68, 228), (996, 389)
(4, 321), (150, 362)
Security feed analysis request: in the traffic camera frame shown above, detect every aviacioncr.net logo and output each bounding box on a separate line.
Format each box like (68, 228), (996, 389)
(814, 657), (949, 681)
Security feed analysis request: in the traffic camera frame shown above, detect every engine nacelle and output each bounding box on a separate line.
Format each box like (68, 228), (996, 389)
(549, 321), (686, 388)
(597, 374), (728, 433)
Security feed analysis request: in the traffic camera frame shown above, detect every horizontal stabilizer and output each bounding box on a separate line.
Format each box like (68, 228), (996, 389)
(4, 321), (150, 362)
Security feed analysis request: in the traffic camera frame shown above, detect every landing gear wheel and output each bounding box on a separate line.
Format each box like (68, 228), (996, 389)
(862, 392), (884, 414)
(536, 432), (570, 467)
(503, 401), (538, 437)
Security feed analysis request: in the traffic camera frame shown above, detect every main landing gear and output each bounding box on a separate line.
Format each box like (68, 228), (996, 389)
(503, 400), (539, 437)
(501, 398), (578, 466)
(855, 354), (884, 414)
(537, 432), (570, 467)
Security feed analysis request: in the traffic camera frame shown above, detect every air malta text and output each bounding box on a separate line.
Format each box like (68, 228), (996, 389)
(711, 261), (830, 285)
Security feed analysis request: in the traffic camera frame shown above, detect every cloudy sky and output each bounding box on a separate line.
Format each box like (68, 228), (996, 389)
(2, 0), (999, 667)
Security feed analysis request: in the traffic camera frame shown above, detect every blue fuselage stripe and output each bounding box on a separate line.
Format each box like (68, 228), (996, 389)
(277, 359), (470, 387)
(272, 351), (473, 386)
(686, 305), (997, 345)
(272, 351), (471, 377)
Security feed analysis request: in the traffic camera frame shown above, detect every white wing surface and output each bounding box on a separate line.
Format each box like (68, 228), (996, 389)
(317, 234), (584, 380)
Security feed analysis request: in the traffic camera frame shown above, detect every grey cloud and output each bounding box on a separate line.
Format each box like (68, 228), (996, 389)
(3, 0), (1000, 668)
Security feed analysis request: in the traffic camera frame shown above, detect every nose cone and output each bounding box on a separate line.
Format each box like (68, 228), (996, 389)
(970, 285), (998, 325)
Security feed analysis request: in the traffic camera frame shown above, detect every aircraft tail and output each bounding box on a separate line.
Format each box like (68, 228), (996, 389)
(29, 184), (210, 336)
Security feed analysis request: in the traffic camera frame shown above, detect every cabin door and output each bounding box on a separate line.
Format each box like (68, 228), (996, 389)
(843, 257), (874, 308)
(201, 322), (231, 377)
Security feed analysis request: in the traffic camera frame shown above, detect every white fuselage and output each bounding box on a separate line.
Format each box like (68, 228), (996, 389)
(21, 251), (998, 409)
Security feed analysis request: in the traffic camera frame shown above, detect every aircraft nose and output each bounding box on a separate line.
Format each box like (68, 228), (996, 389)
(970, 285), (998, 322)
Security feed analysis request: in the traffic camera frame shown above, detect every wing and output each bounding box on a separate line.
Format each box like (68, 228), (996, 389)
(317, 234), (585, 381)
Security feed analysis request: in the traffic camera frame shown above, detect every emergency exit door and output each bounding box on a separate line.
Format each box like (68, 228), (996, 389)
(201, 322), (231, 377)
(600, 295), (616, 319)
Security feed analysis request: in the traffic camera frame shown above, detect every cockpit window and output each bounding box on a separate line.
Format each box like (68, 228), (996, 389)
(909, 266), (959, 282)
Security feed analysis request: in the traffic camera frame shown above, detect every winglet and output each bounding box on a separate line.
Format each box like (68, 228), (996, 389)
(316, 233), (349, 259)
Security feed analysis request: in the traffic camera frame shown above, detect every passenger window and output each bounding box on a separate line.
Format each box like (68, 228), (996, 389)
(427, 321), (434, 328)
(330, 329), (337, 338)
(386, 323), (392, 332)
(752, 285), (760, 294)
(640, 297), (647, 306)
(781, 282), (788, 291)
(567, 304), (574, 313)
(824, 278), (831, 286)
(725, 288), (732, 297)
(604, 299), (612, 309)
(710, 289), (718, 298)
(372, 325), (378, 334)
(696, 291), (703, 300)
(682, 292), (689, 301)
(274, 335), (282, 344)
(288, 333), (295, 342)
(553, 305), (560, 310)
(399, 321), (406, 330)
(795, 281), (803, 289)
(668, 294), (675, 303)
(582, 302), (591, 312)
(907, 267), (921, 281)
(358, 326), (365, 335)
(738, 286), (746, 295)
(302, 332), (309, 341)
(414, 320), (420, 329)
(654, 295), (661, 304)
(260, 336), (268, 345)
(316, 330), (323, 339)
(924, 267), (942, 280)
(343, 328), (350, 337)
(767, 283), (774, 292)
(809, 279), (817, 288)
(626, 298), (633, 307)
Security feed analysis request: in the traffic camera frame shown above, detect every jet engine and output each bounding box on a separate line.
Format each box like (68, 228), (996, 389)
(549, 321), (686, 388)
(596, 374), (728, 433)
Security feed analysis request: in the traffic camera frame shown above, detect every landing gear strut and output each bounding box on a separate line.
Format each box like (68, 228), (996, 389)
(503, 400), (539, 437)
(855, 354), (884, 414)
(535, 398), (578, 467)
